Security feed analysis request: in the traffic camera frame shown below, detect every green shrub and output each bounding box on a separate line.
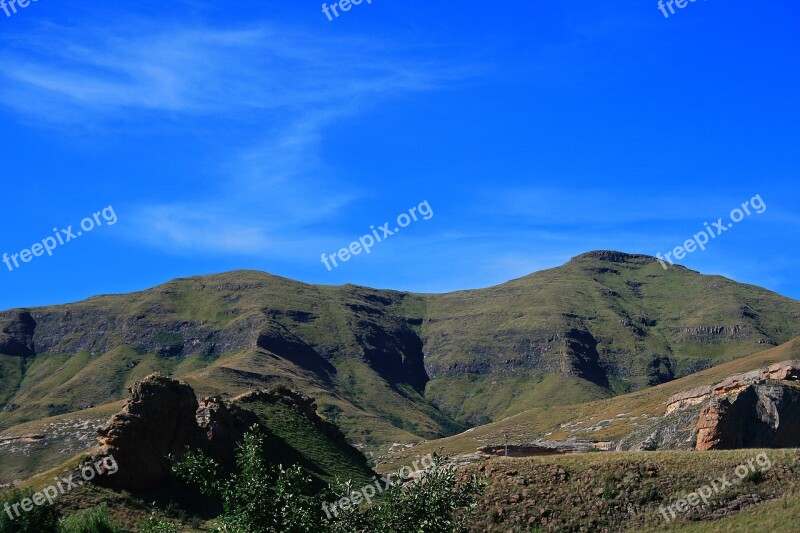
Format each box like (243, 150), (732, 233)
(59, 505), (123, 533)
(0, 488), (60, 533)
(173, 426), (484, 533)
(140, 512), (180, 533)
(327, 453), (484, 533)
(172, 425), (324, 532)
(742, 469), (766, 484)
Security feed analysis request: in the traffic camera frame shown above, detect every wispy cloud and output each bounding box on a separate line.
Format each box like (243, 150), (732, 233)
(0, 20), (470, 255)
(123, 114), (361, 257)
(0, 22), (459, 120)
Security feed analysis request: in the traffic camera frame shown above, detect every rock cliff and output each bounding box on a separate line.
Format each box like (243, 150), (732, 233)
(90, 373), (370, 493)
(665, 360), (800, 450)
(94, 374), (258, 492)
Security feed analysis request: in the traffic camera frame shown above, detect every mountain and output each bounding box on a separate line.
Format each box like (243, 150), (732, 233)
(383, 337), (800, 468)
(420, 250), (800, 422)
(2, 250), (800, 463)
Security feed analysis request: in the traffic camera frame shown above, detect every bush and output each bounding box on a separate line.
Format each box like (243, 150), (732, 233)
(742, 469), (766, 484)
(173, 427), (484, 533)
(172, 425), (325, 532)
(59, 505), (124, 533)
(140, 512), (180, 533)
(0, 488), (60, 533)
(327, 453), (484, 533)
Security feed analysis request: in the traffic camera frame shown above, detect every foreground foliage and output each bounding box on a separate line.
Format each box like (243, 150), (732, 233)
(172, 426), (483, 532)
(0, 488), (59, 533)
(59, 505), (123, 533)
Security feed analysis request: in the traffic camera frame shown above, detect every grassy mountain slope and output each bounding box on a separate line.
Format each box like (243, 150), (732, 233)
(232, 393), (376, 489)
(419, 251), (800, 423)
(0, 272), (459, 458)
(1, 251), (800, 461)
(383, 337), (800, 467)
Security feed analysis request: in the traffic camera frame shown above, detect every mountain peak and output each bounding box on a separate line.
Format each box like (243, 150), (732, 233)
(571, 250), (657, 264)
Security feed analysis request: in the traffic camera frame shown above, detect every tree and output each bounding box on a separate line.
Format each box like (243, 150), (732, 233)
(172, 426), (324, 533)
(173, 426), (484, 533)
(328, 453), (483, 533)
(0, 488), (59, 533)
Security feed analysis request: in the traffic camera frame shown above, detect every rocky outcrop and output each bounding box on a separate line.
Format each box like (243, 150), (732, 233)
(90, 374), (363, 493)
(0, 434), (45, 444)
(572, 250), (655, 264)
(615, 405), (704, 451)
(616, 360), (800, 451)
(196, 397), (260, 467)
(0, 311), (36, 357)
(696, 382), (800, 450)
(662, 360), (800, 451)
(93, 374), (258, 492)
(665, 361), (800, 414)
(95, 374), (206, 492)
(665, 384), (714, 414)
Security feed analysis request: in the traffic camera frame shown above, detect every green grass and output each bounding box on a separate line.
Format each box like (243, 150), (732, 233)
(3, 252), (800, 476)
(651, 490), (800, 532)
(383, 337), (800, 468)
(463, 448), (800, 532)
(240, 396), (375, 489)
(59, 504), (124, 533)
(425, 373), (611, 424)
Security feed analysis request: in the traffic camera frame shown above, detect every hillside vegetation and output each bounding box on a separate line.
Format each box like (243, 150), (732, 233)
(465, 448), (800, 532)
(2, 251), (800, 463)
(384, 337), (800, 467)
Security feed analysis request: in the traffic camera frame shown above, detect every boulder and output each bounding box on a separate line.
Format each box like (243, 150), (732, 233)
(696, 382), (800, 450)
(95, 374), (204, 492)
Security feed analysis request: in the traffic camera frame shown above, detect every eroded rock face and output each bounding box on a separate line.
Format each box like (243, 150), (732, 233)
(622, 360), (800, 451)
(660, 360), (800, 451)
(91, 374), (339, 493)
(196, 397), (259, 467)
(0, 311), (36, 357)
(665, 385), (713, 415)
(665, 360), (800, 414)
(696, 382), (800, 450)
(95, 374), (205, 492)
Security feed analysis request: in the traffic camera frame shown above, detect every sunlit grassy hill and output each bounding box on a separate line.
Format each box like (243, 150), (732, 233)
(2, 250), (800, 469)
(383, 337), (800, 467)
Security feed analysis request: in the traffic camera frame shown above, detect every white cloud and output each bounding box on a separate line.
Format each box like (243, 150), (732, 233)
(0, 22), (462, 121)
(3, 21), (469, 255)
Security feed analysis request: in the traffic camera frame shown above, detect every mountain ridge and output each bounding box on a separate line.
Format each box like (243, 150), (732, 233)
(2, 250), (800, 460)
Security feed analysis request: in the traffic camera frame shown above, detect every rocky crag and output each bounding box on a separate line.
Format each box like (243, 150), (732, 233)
(618, 360), (800, 451)
(92, 374), (254, 492)
(90, 373), (369, 493)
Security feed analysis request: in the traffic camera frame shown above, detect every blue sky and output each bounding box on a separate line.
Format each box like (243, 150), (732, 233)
(0, 0), (798, 310)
